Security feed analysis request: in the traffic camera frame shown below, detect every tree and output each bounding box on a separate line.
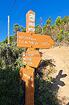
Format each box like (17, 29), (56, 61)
(13, 24), (26, 42)
(35, 25), (42, 34)
(13, 24), (20, 33)
(56, 30), (64, 43)
(62, 16), (69, 24)
(46, 17), (52, 26)
(14, 24), (26, 33)
(43, 25), (47, 34)
(55, 16), (62, 27)
(19, 26), (26, 32)
(44, 18), (52, 35)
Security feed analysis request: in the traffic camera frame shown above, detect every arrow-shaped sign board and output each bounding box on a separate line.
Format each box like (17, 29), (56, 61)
(17, 32), (54, 49)
(23, 49), (41, 68)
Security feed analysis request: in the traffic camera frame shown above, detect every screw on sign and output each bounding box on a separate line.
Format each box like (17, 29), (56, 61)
(22, 48), (41, 68)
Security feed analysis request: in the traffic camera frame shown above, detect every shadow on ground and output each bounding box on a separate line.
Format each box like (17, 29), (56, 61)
(66, 102), (69, 105)
(34, 60), (67, 105)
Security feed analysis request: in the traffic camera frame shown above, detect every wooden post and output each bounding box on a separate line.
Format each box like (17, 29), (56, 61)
(25, 66), (34, 105)
(20, 66), (34, 105)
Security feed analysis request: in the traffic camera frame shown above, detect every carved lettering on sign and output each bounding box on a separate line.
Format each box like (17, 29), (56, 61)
(17, 32), (54, 48)
(22, 49), (41, 68)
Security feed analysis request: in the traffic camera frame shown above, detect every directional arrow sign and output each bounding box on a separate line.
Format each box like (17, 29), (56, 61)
(17, 32), (54, 49)
(22, 48), (41, 68)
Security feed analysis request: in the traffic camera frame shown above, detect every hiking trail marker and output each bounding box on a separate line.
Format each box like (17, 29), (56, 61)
(22, 48), (41, 68)
(17, 32), (54, 49)
(17, 10), (54, 105)
(26, 10), (35, 33)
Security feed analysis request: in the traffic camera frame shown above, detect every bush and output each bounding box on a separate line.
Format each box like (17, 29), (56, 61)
(0, 68), (20, 105)
(34, 75), (59, 105)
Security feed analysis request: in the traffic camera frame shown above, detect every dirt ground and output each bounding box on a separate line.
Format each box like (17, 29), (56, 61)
(40, 46), (69, 105)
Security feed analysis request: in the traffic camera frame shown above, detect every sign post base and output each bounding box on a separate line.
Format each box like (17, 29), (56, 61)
(20, 66), (34, 105)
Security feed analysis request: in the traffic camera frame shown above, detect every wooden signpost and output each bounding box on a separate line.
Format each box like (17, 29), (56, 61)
(17, 10), (54, 105)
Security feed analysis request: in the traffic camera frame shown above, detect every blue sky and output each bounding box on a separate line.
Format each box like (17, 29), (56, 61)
(0, 0), (69, 41)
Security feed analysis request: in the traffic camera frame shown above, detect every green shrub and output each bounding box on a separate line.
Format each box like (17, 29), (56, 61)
(57, 33), (63, 42)
(0, 68), (20, 105)
(34, 75), (59, 105)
